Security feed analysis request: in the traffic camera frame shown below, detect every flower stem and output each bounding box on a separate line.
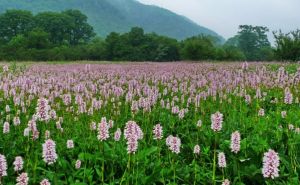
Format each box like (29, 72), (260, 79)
(212, 136), (216, 185)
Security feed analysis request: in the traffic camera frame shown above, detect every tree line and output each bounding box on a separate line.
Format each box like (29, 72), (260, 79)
(0, 9), (299, 61)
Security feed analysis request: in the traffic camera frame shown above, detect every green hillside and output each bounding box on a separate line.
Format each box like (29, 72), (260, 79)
(0, 0), (224, 40)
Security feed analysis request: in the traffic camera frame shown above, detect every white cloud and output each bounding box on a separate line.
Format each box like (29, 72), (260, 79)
(138, 0), (300, 41)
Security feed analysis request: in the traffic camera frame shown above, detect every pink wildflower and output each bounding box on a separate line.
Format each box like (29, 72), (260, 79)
(16, 172), (29, 185)
(0, 154), (7, 177)
(13, 156), (24, 172)
(114, 128), (122, 141)
(75, 160), (81, 169)
(153, 124), (163, 140)
(230, 131), (241, 154)
(262, 149), (280, 179)
(193, 144), (200, 155)
(40, 179), (51, 185)
(3, 121), (10, 134)
(222, 179), (230, 185)
(166, 135), (181, 154)
(97, 118), (110, 141)
(42, 139), (58, 165)
(124, 121), (143, 154)
(67, 140), (74, 149)
(211, 112), (223, 132)
(218, 152), (226, 168)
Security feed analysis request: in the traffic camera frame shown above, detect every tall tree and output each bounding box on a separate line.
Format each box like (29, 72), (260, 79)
(181, 35), (216, 60)
(26, 28), (50, 49)
(63, 10), (95, 45)
(0, 10), (34, 42)
(273, 29), (300, 61)
(34, 12), (73, 45)
(237, 25), (271, 60)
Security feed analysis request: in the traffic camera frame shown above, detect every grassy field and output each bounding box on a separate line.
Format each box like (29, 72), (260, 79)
(0, 62), (300, 185)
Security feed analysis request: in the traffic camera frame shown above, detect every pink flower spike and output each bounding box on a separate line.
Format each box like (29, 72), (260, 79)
(166, 135), (181, 154)
(211, 112), (223, 132)
(262, 149), (280, 179)
(230, 131), (241, 154)
(16, 172), (29, 185)
(153, 124), (163, 140)
(218, 152), (226, 168)
(13, 156), (24, 172)
(42, 139), (58, 165)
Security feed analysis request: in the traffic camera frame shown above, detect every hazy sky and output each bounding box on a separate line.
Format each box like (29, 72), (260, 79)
(138, 0), (299, 40)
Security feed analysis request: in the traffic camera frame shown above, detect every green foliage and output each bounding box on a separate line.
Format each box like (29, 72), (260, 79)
(34, 10), (95, 45)
(181, 35), (245, 61)
(0, 10), (34, 42)
(26, 28), (50, 49)
(181, 35), (216, 60)
(104, 27), (180, 61)
(273, 29), (300, 61)
(226, 25), (274, 61)
(34, 11), (74, 45)
(62, 10), (95, 45)
(0, 0), (223, 41)
(0, 10), (292, 62)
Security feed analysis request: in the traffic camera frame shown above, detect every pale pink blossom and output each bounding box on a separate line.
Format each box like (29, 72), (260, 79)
(196, 120), (202, 127)
(258, 108), (265, 116)
(3, 121), (10, 134)
(13, 156), (24, 172)
(124, 121), (143, 154)
(40, 179), (51, 185)
(222, 179), (230, 185)
(211, 112), (223, 132)
(230, 131), (241, 154)
(166, 135), (181, 154)
(114, 128), (122, 141)
(67, 140), (74, 149)
(262, 149), (280, 179)
(36, 98), (51, 121)
(16, 172), (29, 185)
(97, 118), (110, 141)
(0, 154), (7, 177)
(42, 139), (58, 165)
(75, 160), (81, 169)
(193, 144), (200, 155)
(153, 124), (163, 140)
(218, 152), (226, 168)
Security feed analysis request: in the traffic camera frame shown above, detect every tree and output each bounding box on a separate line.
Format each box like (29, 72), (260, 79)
(86, 37), (106, 60)
(0, 10), (34, 42)
(273, 29), (300, 61)
(181, 35), (216, 60)
(221, 45), (245, 61)
(236, 25), (271, 60)
(34, 12), (73, 45)
(26, 28), (50, 49)
(63, 10), (95, 45)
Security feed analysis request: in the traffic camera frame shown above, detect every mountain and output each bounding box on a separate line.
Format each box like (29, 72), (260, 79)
(0, 0), (224, 41)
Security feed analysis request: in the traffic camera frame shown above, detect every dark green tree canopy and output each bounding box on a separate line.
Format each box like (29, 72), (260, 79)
(63, 10), (95, 45)
(237, 25), (271, 60)
(273, 29), (300, 61)
(225, 25), (273, 61)
(181, 35), (217, 60)
(0, 10), (34, 42)
(35, 12), (73, 45)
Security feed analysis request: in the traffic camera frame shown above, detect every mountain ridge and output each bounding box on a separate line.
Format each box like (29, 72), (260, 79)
(0, 0), (224, 41)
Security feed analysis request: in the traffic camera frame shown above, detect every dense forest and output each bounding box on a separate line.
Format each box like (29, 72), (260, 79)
(0, 9), (299, 61)
(0, 0), (222, 40)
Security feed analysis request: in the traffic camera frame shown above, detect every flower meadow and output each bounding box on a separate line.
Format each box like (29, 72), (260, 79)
(0, 62), (300, 185)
